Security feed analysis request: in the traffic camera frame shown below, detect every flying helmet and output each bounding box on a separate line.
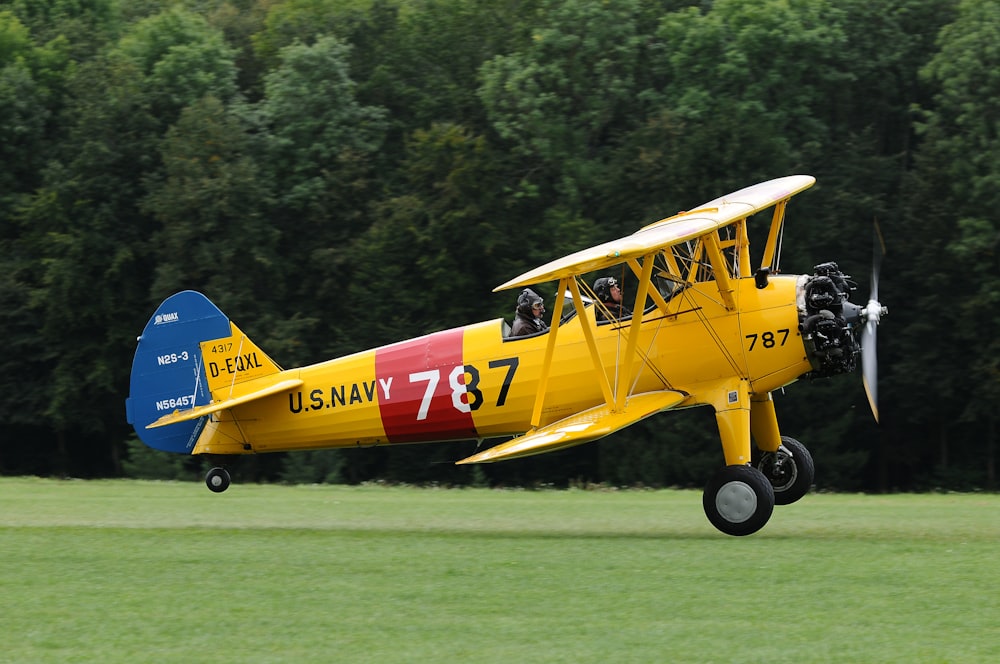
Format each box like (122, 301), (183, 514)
(516, 288), (544, 317)
(593, 277), (619, 302)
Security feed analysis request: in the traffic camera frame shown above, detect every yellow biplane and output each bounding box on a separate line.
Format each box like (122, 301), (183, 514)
(126, 175), (885, 536)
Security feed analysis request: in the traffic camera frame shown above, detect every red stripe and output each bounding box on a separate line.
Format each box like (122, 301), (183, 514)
(375, 328), (477, 442)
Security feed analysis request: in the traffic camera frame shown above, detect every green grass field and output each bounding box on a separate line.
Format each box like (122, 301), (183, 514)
(1, 478), (997, 663)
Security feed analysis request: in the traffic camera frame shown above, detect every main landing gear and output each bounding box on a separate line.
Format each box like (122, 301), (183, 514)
(205, 466), (231, 493)
(702, 437), (816, 536)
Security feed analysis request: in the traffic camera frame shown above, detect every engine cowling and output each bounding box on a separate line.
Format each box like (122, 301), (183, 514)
(799, 262), (861, 378)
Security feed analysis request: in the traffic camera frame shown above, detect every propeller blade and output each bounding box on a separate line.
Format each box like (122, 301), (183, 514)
(862, 218), (886, 422)
(861, 319), (878, 423)
(871, 219), (886, 302)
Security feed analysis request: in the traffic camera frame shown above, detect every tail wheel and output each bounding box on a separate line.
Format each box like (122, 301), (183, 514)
(703, 465), (775, 536)
(757, 436), (814, 505)
(205, 467), (231, 493)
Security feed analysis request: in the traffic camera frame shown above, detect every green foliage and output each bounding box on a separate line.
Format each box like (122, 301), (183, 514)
(0, 10), (73, 213)
(479, 0), (645, 203)
(116, 6), (239, 121)
(278, 449), (346, 484)
(251, 0), (361, 68)
(120, 435), (187, 479)
(262, 34), (387, 209)
(253, 32), (389, 355)
(13, 51), (158, 449)
(0, 53), (47, 211)
(362, 0), (534, 131)
(6, 0), (123, 62)
(911, 0), (1000, 440)
(0, 0), (994, 490)
(650, 0), (845, 188)
(346, 123), (520, 345)
(0, 10), (32, 62)
(600, 409), (722, 488)
(143, 95), (280, 313)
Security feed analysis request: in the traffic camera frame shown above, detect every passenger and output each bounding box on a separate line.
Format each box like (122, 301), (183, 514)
(593, 277), (631, 322)
(510, 288), (549, 337)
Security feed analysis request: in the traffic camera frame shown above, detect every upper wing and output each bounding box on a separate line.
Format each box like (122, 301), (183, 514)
(686, 174), (816, 215)
(456, 390), (688, 464)
(494, 175), (815, 291)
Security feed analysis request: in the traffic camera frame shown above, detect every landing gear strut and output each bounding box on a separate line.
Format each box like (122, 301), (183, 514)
(205, 467), (231, 493)
(703, 465), (775, 536)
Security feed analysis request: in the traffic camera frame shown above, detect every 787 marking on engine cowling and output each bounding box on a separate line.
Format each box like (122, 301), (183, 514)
(745, 329), (790, 351)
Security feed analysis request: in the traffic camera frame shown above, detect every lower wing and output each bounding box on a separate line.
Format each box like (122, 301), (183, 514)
(456, 390), (689, 464)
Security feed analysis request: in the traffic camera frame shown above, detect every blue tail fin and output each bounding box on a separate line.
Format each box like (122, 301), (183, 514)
(125, 291), (232, 453)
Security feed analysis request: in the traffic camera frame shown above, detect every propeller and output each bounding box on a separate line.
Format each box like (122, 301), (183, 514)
(860, 221), (888, 422)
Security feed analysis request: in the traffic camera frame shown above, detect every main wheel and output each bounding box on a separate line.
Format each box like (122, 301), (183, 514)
(205, 467), (231, 493)
(757, 436), (814, 505)
(703, 465), (775, 536)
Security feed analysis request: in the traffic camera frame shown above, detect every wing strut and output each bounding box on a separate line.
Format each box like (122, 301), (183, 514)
(530, 277), (567, 428)
(530, 276), (614, 429)
(567, 278), (616, 411)
(760, 200), (788, 271)
(702, 231), (736, 310)
(531, 268), (664, 428)
(628, 258), (672, 313)
(616, 254), (655, 411)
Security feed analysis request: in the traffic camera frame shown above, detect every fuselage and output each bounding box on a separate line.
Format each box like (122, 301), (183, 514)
(193, 275), (811, 456)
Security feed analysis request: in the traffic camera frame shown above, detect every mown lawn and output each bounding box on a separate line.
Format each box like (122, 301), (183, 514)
(1, 478), (997, 663)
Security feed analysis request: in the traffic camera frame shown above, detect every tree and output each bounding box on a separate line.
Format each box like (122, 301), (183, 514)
(116, 6), (239, 125)
(346, 123), (516, 345)
(262, 35), (386, 216)
(142, 96), (280, 318)
(0, 13), (47, 220)
(6, 0), (123, 62)
(251, 0), (347, 69)
(351, 0), (538, 135)
(0, 0), (992, 490)
(903, 0), (1000, 488)
(257, 34), (388, 355)
(479, 0), (646, 206)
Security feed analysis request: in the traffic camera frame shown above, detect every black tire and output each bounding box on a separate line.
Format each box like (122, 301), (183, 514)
(757, 436), (814, 505)
(703, 465), (775, 536)
(205, 467), (231, 493)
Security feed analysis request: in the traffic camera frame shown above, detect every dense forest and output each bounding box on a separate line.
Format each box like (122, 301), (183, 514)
(1, 0), (997, 491)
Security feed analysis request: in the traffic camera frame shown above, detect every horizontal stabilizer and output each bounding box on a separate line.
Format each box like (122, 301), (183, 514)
(146, 378), (303, 429)
(456, 390), (688, 464)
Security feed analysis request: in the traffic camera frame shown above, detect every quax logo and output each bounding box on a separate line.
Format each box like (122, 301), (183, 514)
(154, 312), (180, 325)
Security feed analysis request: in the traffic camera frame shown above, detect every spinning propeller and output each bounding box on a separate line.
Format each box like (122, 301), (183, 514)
(860, 222), (888, 422)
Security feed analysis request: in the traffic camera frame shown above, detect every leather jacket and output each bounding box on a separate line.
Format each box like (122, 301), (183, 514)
(596, 301), (631, 322)
(511, 311), (549, 337)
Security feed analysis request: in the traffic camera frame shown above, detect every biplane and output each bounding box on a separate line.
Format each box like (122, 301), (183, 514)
(125, 175), (886, 536)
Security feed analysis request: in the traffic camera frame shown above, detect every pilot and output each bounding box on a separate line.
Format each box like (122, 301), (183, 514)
(593, 277), (631, 322)
(511, 288), (549, 337)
